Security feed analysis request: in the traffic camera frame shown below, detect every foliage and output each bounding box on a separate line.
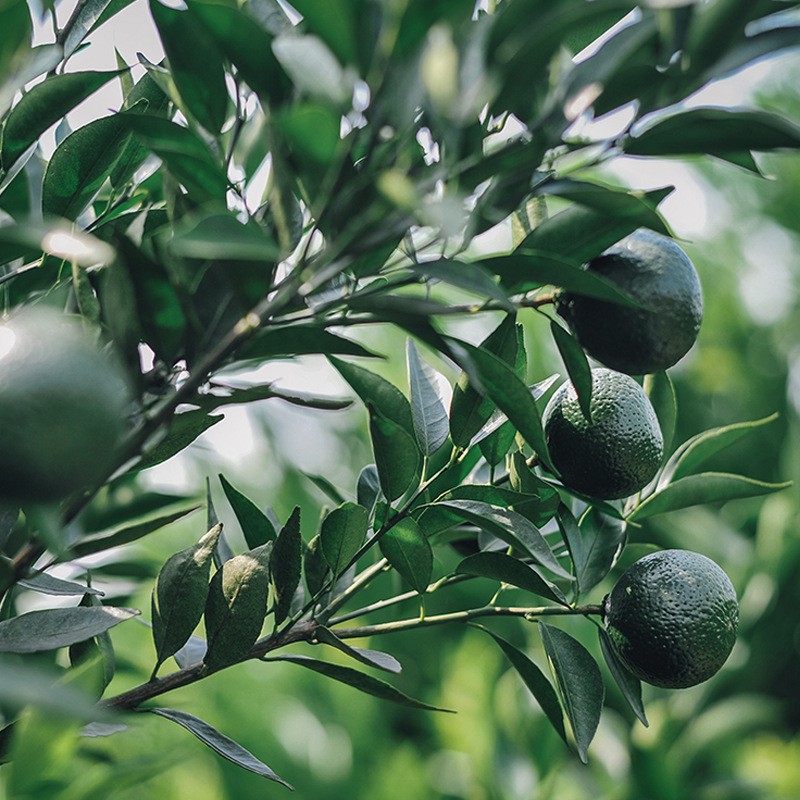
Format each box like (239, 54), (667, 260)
(0, 0), (799, 795)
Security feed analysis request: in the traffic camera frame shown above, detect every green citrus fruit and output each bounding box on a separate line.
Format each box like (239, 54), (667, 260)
(0, 307), (130, 505)
(603, 549), (739, 689)
(558, 229), (703, 375)
(542, 368), (663, 500)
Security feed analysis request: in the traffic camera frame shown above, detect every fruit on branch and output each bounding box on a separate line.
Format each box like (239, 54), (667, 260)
(542, 367), (663, 500)
(603, 549), (739, 689)
(558, 229), (703, 375)
(0, 306), (130, 504)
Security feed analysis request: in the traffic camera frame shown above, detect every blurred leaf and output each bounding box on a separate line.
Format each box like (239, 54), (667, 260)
(264, 655), (452, 712)
(304, 474), (346, 505)
(150, 0), (228, 133)
(272, 35), (351, 105)
(204, 543), (272, 671)
(539, 623), (604, 764)
(236, 326), (379, 362)
(320, 502), (368, 578)
(598, 628), (648, 726)
(289, 0), (359, 65)
(314, 627), (402, 673)
(456, 552), (568, 605)
(406, 340), (450, 456)
(168, 212), (281, 262)
(629, 472), (791, 520)
(1, 69), (124, 170)
(476, 626), (567, 744)
(410, 260), (515, 310)
(277, 102), (342, 170)
(379, 517), (432, 595)
(368, 403), (422, 501)
(219, 474), (277, 549)
(19, 574), (104, 598)
(151, 523), (221, 674)
(271, 507), (302, 625)
(197, 382), (352, 413)
(0, 606), (139, 654)
(173, 633), (207, 669)
(147, 707), (292, 788)
(69, 593), (116, 699)
(627, 108), (800, 157)
(135, 412), (223, 472)
(644, 371), (677, 456)
(42, 114), (132, 220)
(550, 320), (592, 420)
(0, 2), (31, 87)
(73, 506), (201, 558)
(662, 414), (780, 484)
(435, 500), (571, 579)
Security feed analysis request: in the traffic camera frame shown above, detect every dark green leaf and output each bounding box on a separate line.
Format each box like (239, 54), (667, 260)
(539, 623), (604, 764)
(550, 320), (592, 420)
(42, 114), (132, 220)
(278, 103), (342, 165)
(456, 552), (567, 605)
(19, 574), (104, 598)
(577, 509), (627, 596)
(410, 260), (515, 309)
(271, 507), (303, 625)
(476, 626), (566, 743)
(314, 627), (402, 673)
(644, 372), (677, 456)
(264, 654), (452, 712)
(304, 534), (330, 597)
(304, 474), (346, 505)
(60, 0), (125, 58)
(1, 70), (124, 170)
(168, 212), (280, 262)
(478, 420), (517, 467)
(629, 472), (791, 521)
(379, 517), (432, 595)
(151, 523), (221, 673)
(73, 506), (201, 558)
(69, 593), (116, 698)
(320, 502), (368, 578)
(288, 0), (359, 65)
(237, 327), (379, 362)
(134, 412), (222, 472)
(204, 543), (272, 671)
(0, 606), (139, 654)
(368, 404), (422, 501)
(662, 414), (779, 484)
(147, 707), (292, 788)
(406, 340), (450, 456)
(598, 628), (647, 727)
(626, 107), (800, 157)
(273, 36), (350, 105)
(219, 474), (277, 548)
(194, 382), (352, 413)
(150, 0), (228, 133)
(435, 500), (571, 579)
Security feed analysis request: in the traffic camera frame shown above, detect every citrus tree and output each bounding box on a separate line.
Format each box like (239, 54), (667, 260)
(0, 0), (798, 794)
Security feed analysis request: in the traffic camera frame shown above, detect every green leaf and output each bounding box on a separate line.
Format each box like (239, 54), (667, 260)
(219, 474), (277, 548)
(273, 36), (351, 105)
(263, 655), (452, 712)
(0, 2), (31, 88)
(69, 593), (116, 698)
(476, 626), (566, 744)
(314, 627), (402, 673)
(379, 517), (433, 595)
(597, 628), (647, 727)
(0, 606), (139, 654)
(271, 507), (303, 625)
(450, 340), (553, 471)
(60, 0), (125, 58)
(550, 320), (592, 420)
(304, 534), (330, 597)
(449, 315), (518, 449)
(662, 414), (780, 484)
(42, 113), (132, 220)
(203, 543), (272, 672)
(456, 552), (568, 605)
(320, 502), (368, 578)
(151, 523), (221, 674)
(368, 403), (422, 501)
(120, 113), (229, 201)
(304, 474), (346, 505)
(277, 102), (342, 166)
(434, 500), (571, 580)
(146, 708), (292, 788)
(644, 372), (677, 456)
(135, 412), (223, 471)
(236, 326), (379, 362)
(73, 506), (201, 558)
(628, 472), (791, 521)
(329, 356), (416, 437)
(626, 107), (800, 157)
(1, 69), (124, 170)
(410, 259), (515, 310)
(168, 212), (281, 263)
(149, 0), (228, 134)
(539, 623), (604, 764)
(406, 340), (450, 456)
(19, 574), (104, 598)
(288, 0), (359, 65)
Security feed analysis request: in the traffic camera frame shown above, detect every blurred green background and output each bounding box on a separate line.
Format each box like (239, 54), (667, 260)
(39, 58), (800, 800)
